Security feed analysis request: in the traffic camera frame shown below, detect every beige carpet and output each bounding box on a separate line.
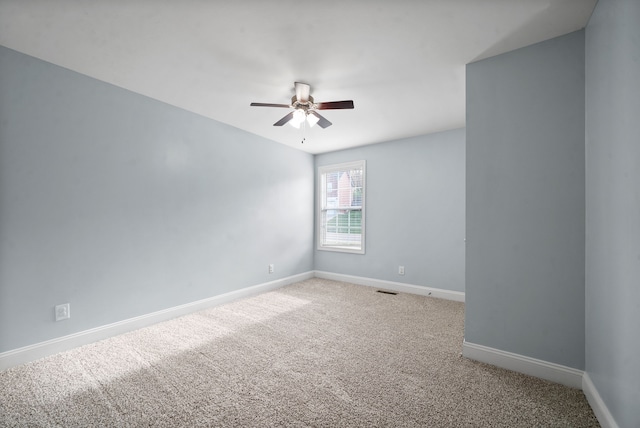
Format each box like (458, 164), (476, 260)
(0, 278), (598, 427)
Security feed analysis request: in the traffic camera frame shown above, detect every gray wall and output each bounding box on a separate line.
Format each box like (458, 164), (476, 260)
(0, 46), (314, 353)
(314, 129), (466, 292)
(465, 31), (585, 369)
(585, 0), (640, 425)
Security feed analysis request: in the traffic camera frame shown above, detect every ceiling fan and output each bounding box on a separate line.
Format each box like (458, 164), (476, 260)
(250, 82), (354, 129)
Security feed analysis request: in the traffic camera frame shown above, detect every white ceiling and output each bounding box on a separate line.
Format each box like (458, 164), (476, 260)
(0, 0), (596, 154)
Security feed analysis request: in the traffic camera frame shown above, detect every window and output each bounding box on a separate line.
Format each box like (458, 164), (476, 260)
(317, 160), (366, 254)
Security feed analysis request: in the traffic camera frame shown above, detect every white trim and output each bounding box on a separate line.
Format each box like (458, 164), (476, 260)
(462, 340), (584, 389)
(582, 372), (619, 428)
(313, 271), (465, 302)
(0, 271), (314, 371)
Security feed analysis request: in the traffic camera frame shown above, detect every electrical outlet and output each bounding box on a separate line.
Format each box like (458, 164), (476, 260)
(398, 265), (405, 275)
(55, 303), (70, 321)
(268, 264), (274, 274)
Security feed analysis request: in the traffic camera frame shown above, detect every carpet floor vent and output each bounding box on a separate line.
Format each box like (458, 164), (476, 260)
(376, 290), (398, 295)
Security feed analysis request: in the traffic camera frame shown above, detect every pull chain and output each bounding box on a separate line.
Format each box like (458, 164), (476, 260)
(301, 114), (308, 144)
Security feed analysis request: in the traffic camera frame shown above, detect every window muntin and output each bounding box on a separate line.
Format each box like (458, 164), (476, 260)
(317, 161), (365, 254)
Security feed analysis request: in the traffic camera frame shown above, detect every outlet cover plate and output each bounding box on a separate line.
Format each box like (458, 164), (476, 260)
(55, 303), (70, 321)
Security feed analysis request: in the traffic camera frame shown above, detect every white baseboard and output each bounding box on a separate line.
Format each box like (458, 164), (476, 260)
(0, 271), (314, 371)
(462, 340), (584, 389)
(582, 372), (619, 428)
(313, 271), (465, 302)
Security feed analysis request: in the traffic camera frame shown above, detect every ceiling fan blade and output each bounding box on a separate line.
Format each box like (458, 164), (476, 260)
(316, 100), (354, 110)
(294, 82), (311, 103)
(250, 102), (291, 108)
(273, 111), (295, 126)
(309, 111), (332, 128)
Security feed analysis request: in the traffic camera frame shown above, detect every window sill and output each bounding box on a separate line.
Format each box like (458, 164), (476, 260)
(317, 245), (365, 255)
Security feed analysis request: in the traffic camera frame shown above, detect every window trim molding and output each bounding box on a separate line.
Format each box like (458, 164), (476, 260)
(316, 160), (366, 254)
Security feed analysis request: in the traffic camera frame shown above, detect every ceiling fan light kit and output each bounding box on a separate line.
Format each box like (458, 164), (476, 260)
(251, 82), (354, 131)
(290, 108), (320, 129)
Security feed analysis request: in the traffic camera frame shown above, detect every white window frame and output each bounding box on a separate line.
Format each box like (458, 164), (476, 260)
(317, 160), (366, 254)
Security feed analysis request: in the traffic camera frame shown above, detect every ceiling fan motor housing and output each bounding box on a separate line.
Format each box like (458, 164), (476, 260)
(292, 95), (315, 111)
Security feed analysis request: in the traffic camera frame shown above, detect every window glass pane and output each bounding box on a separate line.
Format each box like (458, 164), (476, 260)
(326, 172), (339, 206)
(326, 211), (362, 247)
(324, 210), (338, 233)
